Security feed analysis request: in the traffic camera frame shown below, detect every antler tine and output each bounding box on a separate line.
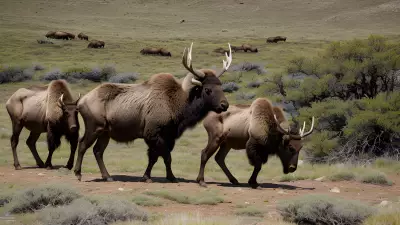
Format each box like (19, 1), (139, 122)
(217, 43), (233, 77)
(299, 121), (306, 136)
(300, 116), (315, 138)
(181, 42), (205, 79)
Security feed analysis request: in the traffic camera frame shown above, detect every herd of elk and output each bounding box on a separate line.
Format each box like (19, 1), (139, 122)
(7, 40), (309, 190)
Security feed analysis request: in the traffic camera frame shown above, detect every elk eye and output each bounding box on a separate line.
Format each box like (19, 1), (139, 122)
(205, 88), (212, 95)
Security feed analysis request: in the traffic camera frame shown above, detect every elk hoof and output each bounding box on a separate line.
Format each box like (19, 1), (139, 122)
(230, 178), (240, 185)
(75, 173), (82, 181)
(14, 165), (22, 170)
(167, 176), (178, 183)
(141, 175), (152, 183)
(46, 165), (53, 170)
(37, 162), (45, 168)
(198, 181), (208, 188)
(105, 177), (113, 182)
(64, 164), (73, 170)
(248, 181), (259, 189)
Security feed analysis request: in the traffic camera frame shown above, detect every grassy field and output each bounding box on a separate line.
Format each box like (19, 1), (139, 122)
(1, 0), (400, 224)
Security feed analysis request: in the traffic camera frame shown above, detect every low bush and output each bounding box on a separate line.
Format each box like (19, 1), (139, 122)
(39, 197), (148, 225)
(278, 194), (374, 225)
(6, 184), (81, 213)
(131, 195), (164, 207)
(109, 72), (140, 83)
(236, 92), (256, 100)
(222, 82), (240, 93)
(0, 65), (34, 84)
(247, 80), (263, 88)
(235, 205), (264, 217)
(328, 171), (356, 182)
(359, 171), (393, 186)
(42, 65), (118, 82)
(229, 62), (267, 75)
(145, 190), (224, 205)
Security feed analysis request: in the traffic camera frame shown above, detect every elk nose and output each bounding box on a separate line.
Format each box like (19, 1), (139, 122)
(288, 164), (297, 172)
(70, 125), (77, 133)
(220, 101), (229, 111)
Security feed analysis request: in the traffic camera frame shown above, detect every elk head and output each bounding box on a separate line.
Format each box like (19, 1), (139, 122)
(58, 93), (81, 133)
(274, 115), (315, 174)
(181, 42), (232, 113)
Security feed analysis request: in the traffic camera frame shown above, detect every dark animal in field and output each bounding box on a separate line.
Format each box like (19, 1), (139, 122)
(230, 44), (258, 53)
(77, 32), (89, 41)
(88, 40), (105, 48)
(180, 19), (185, 23)
(37, 39), (53, 44)
(140, 47), (172, 57)
(73, 43), (233, 183)
(45, 31), (75, 40)
(213, 47), (231, 56)
(6, 80), (81, 170)
(196, 97), (314, 188)
(267, 36), (287, 43)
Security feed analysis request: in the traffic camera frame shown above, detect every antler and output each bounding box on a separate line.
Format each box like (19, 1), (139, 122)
(58, 94), (65, 107)
(273, 115), (315, 140)
(182, 42), (205, 82)
(216, 43), (233, 77)
(74, 93), (81, 104)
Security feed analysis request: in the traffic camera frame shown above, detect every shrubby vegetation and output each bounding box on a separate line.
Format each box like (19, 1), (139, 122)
(229, 62), (267, 75)
(0, 65), (35, 84)
(278, 194), (374, 225)
(265, 35), (400, 162)
(222, 82), (240, 93)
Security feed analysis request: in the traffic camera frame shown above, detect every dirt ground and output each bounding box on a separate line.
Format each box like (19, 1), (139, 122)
(1, 166), (399, 219)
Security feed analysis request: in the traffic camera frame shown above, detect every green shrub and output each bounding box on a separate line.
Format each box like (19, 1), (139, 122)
(6, 184), (81, 213)
(277, 194), (374, 225)
(144, 190), (224, 205)
(359, 171), (393, 186)
(39, 197), (148, 225)
(328, 171), (356, 181)
(235, 205), (264, 217)
(131, 195), (164, 207)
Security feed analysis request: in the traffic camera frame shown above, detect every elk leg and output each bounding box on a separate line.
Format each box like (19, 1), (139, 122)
(10, 121), (23, 170)
(246, 138), (264, 189)
(162, 152), (177, 183)
(74, 129), (99, 181)
(26, 132), (44, 168)
(142, 148), (158, 183)
(92, 133), (111, 181)
(65, 133), (78, 170)
(45, 125), (61, 170)
(196, 137), (222, 187)
(248, 162), (262, 189)
(215, 144), (239, 185)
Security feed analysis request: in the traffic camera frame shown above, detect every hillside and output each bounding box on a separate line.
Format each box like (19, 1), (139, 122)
(0, 0), (399, 40)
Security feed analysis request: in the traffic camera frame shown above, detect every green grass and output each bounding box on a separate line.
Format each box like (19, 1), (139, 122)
(144, 190), (224, 205)
(131, 195), (164, 207)
(235, 205), (265, 217)
(328, 171), (356, 182)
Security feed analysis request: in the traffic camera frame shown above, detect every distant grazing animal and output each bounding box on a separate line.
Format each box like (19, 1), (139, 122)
(77, 32), (89, 41)
(267, 36), (287, 43)
(37, 40), (53, 44)
(73, 43), (233, 183)
(88, 40), (105, 48)
(213, 47), (231, 56)
(231, 44), (258, 53)
(6, 80), (81, 170)
(140, 47), (172, 57)
(196, 98), (314, 188)
(45, 31), (74, 40)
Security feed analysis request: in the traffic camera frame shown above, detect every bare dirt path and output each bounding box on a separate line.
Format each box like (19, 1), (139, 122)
(1, 166), (399, 219)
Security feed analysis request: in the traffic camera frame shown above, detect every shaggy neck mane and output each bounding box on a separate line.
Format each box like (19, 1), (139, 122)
(46, 80), (74, 123)
(175, 85), (209, 138)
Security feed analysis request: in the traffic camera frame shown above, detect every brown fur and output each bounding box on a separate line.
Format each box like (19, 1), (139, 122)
(231, 44), (258, 53)
(267, 36), (287, 43)
(88, 40), (105, 48)
(196, 97), (313, 188)
(45, 31), (75, 40)
(77, 32), (89, 40)
(140, 47), (172, 57)
(5, 79), (81, 170)
(73, 70), (229, 182)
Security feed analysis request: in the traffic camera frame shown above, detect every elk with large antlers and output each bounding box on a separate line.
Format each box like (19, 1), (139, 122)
(73, 43), (233, 183)
(196, 97), (314, 188)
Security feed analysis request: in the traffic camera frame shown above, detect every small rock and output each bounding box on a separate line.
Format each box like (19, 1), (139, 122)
(118, 188), (124, 191)
(379, 200), (390, 207)
(330, 187), (340, 193)
(38, 173), (45, 176)
(314, 176), (326, 181)
(245, 201), (250, 204)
